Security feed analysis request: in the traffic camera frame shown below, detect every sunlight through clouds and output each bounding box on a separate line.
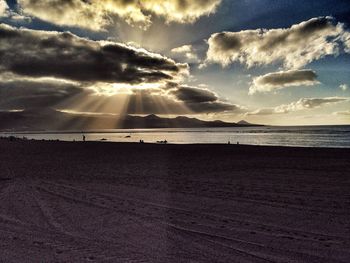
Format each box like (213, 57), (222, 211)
(17, 0), (222, 30)
(1, 1), (350, 125)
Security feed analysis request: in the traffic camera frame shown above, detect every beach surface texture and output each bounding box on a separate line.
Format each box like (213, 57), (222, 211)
(0, 140), (350, 262)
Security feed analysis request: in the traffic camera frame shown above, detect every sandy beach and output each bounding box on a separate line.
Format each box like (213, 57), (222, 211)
(0, 140), (350, 262)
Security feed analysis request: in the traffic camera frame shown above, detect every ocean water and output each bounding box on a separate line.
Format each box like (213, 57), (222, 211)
(3, 125), (350, 148)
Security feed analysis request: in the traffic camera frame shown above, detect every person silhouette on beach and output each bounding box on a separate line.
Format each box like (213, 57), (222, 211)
(83, 135), (86, 142)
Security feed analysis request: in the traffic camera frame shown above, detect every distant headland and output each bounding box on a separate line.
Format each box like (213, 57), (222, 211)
(0, 109), (263, 131)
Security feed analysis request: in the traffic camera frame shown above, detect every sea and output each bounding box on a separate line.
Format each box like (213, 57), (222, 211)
(2, 125), (350, 148)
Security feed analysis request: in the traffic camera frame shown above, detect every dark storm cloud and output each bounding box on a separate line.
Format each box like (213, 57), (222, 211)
(168, 85), (242, 113)
(211, 32), (242, 52)
(0, 23), (188, 84)
(0, 76), (243, 115)
(250, 69), (319, 94)
(184, 101), (241, 114)
(170, 86), (218, 103)
(0, 78), (87, 110)
(117, 86), (243, 114)
(256, 70), (318, 86)
(0, 23), (242, 116)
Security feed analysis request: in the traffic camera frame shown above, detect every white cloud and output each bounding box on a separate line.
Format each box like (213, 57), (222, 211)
(171, 45), (193, 54)
(0, 0), (9, 17)
(0, 0), (31, 22)
(334, 110), (350, 116)
(249, 69), (319, 94)
(206, 17), (350, 69)
(340, 84), (348, 91)
(246, 97), (349, 115)
(171, 44), (200, 63)
(17, 0), (222, 31)
(341, 31), (350, 53)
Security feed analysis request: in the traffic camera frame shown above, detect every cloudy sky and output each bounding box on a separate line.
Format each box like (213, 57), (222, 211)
(1, 0), (350, 125)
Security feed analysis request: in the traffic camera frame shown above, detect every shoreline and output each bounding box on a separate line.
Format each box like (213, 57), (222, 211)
(2, 136), (350, 150)
(2, 124), (350, 149)
(1, 123), (350, 134)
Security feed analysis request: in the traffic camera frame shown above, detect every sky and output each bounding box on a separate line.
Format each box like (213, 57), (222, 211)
(1, 0), (350, 126)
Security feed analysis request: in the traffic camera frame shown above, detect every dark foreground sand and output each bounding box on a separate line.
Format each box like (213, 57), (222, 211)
(0, 140), (350, 262)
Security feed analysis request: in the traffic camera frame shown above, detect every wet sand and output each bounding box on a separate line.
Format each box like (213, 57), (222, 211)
(0, 140), (350, 262)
